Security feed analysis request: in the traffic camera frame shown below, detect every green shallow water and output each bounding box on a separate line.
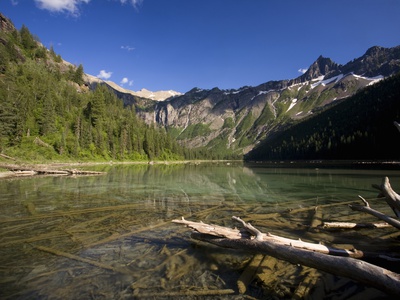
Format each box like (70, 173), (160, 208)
(1, 162), (400, 299)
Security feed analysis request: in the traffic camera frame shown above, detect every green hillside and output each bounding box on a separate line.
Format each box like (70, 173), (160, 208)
(245, 72), (400, 161)
(0, 19), (188, 162)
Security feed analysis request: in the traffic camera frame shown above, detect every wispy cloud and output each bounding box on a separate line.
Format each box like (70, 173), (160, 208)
(97, 70), (112, 80)
(34, 0), (143, 16)
(34, 0), (91, 16)
(120, 77), (133, 86)
(298, 68), (308, 74)
(119, 0), (144, 9)
(121, 45), (135, 52)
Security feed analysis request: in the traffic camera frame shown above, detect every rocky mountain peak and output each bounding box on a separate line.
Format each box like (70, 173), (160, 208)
(132, 88), (182, 101)
(365, 45), (385, 56)
(300, 56), (341, 81)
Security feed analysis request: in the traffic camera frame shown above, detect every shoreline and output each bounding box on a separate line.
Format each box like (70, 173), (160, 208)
(1, 159), (399, 179)
(0, 159), (242, 178)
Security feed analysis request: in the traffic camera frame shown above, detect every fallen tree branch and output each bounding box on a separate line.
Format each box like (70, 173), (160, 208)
(33, 245), (133, 276)
(0, 153), (17, 161)
(173, 217), (400, 296)
(372, 177), (400, 217)
(349, 196), (400, 230)
(133, 288), (235, 298)
(322, 221), (391, 229)
(174, 217), (365, 258)
(394, 121), (400, 134)
(0, 163), (105, 177)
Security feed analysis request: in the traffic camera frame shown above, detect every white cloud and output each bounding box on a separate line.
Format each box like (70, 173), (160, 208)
(119, 0), (143, 9)
(34, 0), (90, 16)
(121, 45), (135, 51)
(120, 77), (134, 87)
(298, 68), (308, 74)
(34, 0), (142, 15)
(97, 70), (112, 80)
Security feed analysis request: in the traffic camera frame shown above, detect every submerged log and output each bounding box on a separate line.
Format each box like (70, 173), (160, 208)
(33, 245), (133, 276)
(173, 216), (400, 296)
(133, 289), (235, 298)
(237, 254), (264, 294)
(309, 206), (323, 231)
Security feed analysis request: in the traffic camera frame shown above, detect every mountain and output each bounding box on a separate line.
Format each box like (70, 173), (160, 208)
(0, 13), (189, 162)
(3, 11), (399, 161)
(132, 88), (182, 101)
(84, 74), (182, 101)
(245, 72), (400, 161)
(126, 46), (400, 157)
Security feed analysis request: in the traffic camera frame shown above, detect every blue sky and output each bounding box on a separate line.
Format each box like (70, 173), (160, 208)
(2, 0), (400, 93)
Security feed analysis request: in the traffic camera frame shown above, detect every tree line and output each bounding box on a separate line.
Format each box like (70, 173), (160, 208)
(245, 72), (400, 161)
(0, 21), (195, 162)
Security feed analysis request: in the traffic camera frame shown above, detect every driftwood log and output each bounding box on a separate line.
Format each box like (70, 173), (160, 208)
(174, 217), (379, 259)
(322, 221), (391, 229)
(173, 216), (400, 296)
(372, 176), (400, 217)
(173, 177), (400, 296)
(394, 121), (400, 134)
(350, 196), (400, 230)
(0, 163), (105, 177)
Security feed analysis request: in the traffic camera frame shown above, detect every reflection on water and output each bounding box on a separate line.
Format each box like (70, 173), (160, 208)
(1, 163), (400, 299)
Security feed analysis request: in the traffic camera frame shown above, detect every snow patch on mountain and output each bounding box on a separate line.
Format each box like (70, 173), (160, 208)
(310, 73), (384, 89)
(286, 98), (298, 112)
(311, 74), (343, 88)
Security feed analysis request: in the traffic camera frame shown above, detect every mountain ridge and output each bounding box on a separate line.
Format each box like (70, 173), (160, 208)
(2, 11), (399, 159)
(84, 74), (182, 101)
(128, 45), (400, 156)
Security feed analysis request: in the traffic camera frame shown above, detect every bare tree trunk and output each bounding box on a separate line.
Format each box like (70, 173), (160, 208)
(372, 176), (400, 217)
(349, 198), (400, 230)
(191, 231), (400, 296)
(173, 216), (400, 296)
(394, 121), (400, 133)
(172, 177), (400, 296)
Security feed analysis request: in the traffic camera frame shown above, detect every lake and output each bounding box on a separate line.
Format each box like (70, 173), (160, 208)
(1, 162), (400, 299)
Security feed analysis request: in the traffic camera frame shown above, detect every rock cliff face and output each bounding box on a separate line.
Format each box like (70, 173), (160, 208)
(0, 14), (15, 33)
(132, 46), (400, 155)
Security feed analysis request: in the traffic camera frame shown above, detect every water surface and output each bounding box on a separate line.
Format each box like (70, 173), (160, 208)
(1, 163), (399, 299)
